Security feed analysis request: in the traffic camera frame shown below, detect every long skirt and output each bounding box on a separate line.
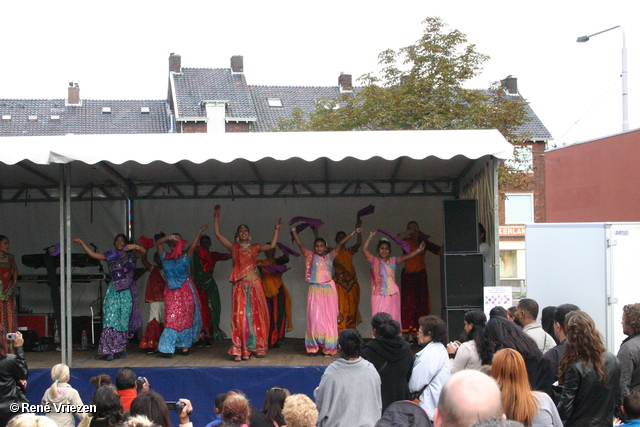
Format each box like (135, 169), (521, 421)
(229, 278), (269, 359)
(372, 292), (401, 325)
(158, 278), (202, 354)
(98, 284), (131, 355)
(335, 280), (362, 332)
(139, 302), (164, 351)
(400, 269), (430, 333)
(305, 281), (339, 355)
(196, 278), (227, 342)
(0, 297), (18, 336)
(266, 285), (289, 346)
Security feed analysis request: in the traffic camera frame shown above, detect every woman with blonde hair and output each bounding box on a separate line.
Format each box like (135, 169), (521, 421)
(41, 363), (87, 427)
(491, 349), (561, 426)
(282, 394), (317, 427)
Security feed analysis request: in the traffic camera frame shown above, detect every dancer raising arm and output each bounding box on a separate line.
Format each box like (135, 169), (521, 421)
(362, 230), (425, 324)
(291, 222), (361, 356)
(73, 235), (146, 361)
(155, 228), (206, 357)
(213, 204), (282, 361)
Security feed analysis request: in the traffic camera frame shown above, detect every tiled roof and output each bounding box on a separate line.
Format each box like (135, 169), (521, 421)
(250, 85), (551, 139)
(249, 85), (346, 132)
(518, 101), (552, 140)
(172, 68), (257, 120)
(0, 99), (172, 137)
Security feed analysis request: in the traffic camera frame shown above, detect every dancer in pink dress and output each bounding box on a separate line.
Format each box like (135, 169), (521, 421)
(362, 230), (426, 324)
(290, 222), (361, 355)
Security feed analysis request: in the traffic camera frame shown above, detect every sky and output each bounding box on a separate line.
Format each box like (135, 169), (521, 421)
(1, 0), (638, 146)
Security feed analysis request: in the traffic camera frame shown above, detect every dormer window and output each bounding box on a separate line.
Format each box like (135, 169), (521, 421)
(28, 115), (38, 121)
(140, 107), (150, 114)
(102, 107), (112, 114)
(1, 115), (11, 121)
(267, 98), (283, 108)
(51, 115), (61, 121)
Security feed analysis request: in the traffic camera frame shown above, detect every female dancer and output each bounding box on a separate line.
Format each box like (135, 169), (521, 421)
(138, 251), (166, 354)
(362, 230), (425, 324)
(191, 234), (232, 346)
(0, 235), (19, 336)
(330, 220), (363, 332)
(397, 221), (441, 341)
(73, 235), (145, 360)
(155, 228), (205, 356)
(213, 205), (281, 361)
(257, 246), (291, 348)
(291, 223), (360, 356)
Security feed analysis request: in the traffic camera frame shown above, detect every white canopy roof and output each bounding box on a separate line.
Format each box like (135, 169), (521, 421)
(0, 129), (512, 200)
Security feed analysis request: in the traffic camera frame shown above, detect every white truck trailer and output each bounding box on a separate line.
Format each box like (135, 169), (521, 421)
(526, 222), (640, 353)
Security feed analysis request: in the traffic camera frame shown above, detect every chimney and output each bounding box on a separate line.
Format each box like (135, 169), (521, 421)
(339, 72), (353, 93)
(231, 55), (243, 73)
(169, 53), (181, 73)
(68, 82), (80, 105)
(500, 75), (518, 94)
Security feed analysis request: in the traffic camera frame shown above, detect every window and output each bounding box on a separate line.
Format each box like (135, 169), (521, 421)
(28, 115), (38, 121)
(50, 115), (61, 121)
(500, 250), (518, 278)
(505, 145), (533, 173)
(102, 107), (111, 114)
(267, 98), (283, 108)
(505, 193), (533, 224)
(140, 107), (150, 114)
(1, 115), (11, 121)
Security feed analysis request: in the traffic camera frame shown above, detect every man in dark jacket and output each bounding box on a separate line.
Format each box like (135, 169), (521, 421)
(620, 303), (640, 398)
(534, 303), (580, 403)
(0, 330), (28, 427)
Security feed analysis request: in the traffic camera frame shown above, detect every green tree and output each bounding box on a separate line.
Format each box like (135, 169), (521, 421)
(277, 17), (532, 188)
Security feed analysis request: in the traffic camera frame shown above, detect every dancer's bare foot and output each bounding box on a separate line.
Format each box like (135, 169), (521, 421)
(234, 355), (241, 362)
(249, 353), (257, 359)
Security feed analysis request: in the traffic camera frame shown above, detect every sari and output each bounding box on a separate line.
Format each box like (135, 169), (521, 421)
(333, 248), (362, 332)
(257, 256), (292, 346)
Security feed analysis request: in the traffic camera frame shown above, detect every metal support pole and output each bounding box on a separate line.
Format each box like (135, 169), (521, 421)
(59, 164), (73, 366)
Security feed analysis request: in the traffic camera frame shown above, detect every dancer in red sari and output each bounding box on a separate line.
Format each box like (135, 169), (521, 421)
(213, 204), (282, 361)
(397, 221), (442, 342)
(0, 235), (19, 338)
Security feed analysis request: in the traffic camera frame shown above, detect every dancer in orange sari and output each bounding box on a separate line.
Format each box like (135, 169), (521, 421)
(330, 220), (363, 332)
(213, 204), (282, 361)
(257, 247), (291, 347)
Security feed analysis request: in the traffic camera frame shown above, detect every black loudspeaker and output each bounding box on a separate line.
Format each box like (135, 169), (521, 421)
(443, 199), (479, 253)
(442, 253), (484, 308)
(442, 307), (484, 342)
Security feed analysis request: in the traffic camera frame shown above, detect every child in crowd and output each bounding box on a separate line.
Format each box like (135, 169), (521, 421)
(620, 390), (640, 426)
(205, 393), (228, 427)
(41, 364), (87, 427)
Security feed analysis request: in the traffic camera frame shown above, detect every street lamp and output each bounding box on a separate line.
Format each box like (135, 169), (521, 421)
(577, 25), (629, 132)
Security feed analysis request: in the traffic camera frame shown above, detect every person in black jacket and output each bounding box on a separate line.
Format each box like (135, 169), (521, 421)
(362, 312), (414, 412)
(557, 310), (621, 427)
(0, 328), (28, 427)
(534, 303), (580, 403)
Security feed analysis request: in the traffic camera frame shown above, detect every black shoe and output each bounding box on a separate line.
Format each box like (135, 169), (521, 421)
(159, 352), (173, 358)
(179, 349), (190, 356)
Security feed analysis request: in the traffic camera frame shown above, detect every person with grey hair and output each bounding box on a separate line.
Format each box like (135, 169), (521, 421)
(432, 370), (505, 427)
(469, 419), (524, 427)
(315, 329), (381, 427)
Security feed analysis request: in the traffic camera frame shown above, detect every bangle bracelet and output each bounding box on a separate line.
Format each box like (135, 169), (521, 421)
(290, 227), (296, 232)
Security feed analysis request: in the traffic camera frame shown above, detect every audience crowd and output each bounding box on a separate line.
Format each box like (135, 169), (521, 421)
(3, 300), (640, 427)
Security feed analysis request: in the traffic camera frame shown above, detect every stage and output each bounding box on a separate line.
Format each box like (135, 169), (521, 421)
(23, 338), (387, 426)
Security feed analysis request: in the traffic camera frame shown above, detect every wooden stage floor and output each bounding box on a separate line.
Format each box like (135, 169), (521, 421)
(26, 338), (350, 369)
